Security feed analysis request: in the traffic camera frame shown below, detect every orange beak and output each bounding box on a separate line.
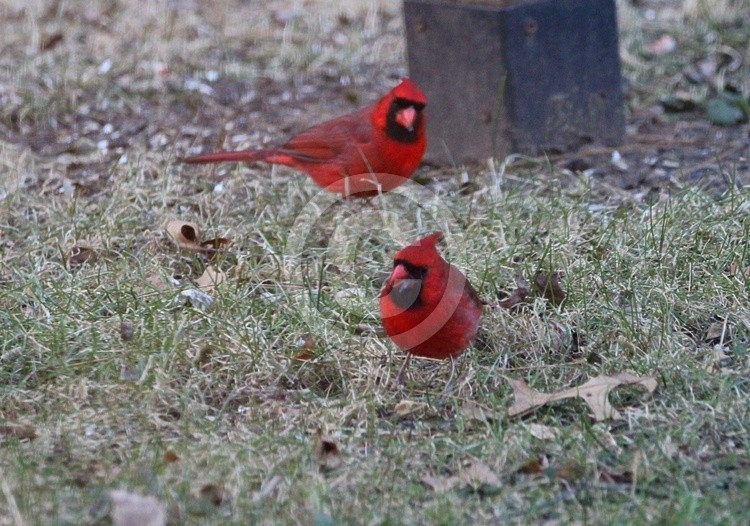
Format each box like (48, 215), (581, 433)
(390, 264), (411, 282)
(395, 106), (417, 132)
(381, 264), (410, 298)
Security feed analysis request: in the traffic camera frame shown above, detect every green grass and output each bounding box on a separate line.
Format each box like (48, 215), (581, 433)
(1, 0), (750, 524)
(3, 165), (750, 524)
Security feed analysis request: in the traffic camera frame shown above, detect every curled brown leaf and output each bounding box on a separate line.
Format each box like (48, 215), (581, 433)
(498, 276), (530, 310)
(292, 336), (317, 361)
(166, 220), (201, 248)
(67, 245), (97, 267)
(515, 456), (545, 476)
(534, 270), (566, 306)
(165, 221), (232, 258)
(314, 428), (342, 472)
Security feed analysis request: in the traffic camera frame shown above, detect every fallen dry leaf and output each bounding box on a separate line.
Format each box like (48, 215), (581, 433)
(727, 259), (750, 278)
(314, 428), (342, 472)
(166, 220), (201, 248)
(459, 462), (501, 490)
(597, 463), (634, 484)
(292, 336), (317, 361)
(67, 245), (97, 267)
(534, 270), (566, 306)
(515, 456), (545, 476)
(165, 220), (232, 258)
(40, 31), (64, 51)
(527, 423), (559, 441)
(505, 372), (658, 421)
(146, 274), (169, 290)
(198, 483), (224, 507)
(163, 450), (180, 463)
(193, 346), (215, 367)
(513, 457), (586, 481)
(0, 424), (37, 441)
(109, 490), (166, 526)
(200, 237), (232, 255)
(705, 320), (728, 343)
(498, 276), (530, 310)
(292, 349), (316, 361)
(394, 400), (427, 417)
(353, 323), (379, 335)
(460, 400), (500, 423)
(423, 462), (501, 494)
(592, 427), (623, 454)
(119, 320), (135, 342)
(421, 473), (459, 493)
(553, 460), (586, 482)
(196, 265), (226, 291)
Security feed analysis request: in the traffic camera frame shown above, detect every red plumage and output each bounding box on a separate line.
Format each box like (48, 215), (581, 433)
(183, 79), (427, 197)
(380, 232), (483, 383)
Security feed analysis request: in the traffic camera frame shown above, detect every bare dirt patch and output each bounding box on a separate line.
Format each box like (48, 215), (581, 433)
(1, 1), (747, 200)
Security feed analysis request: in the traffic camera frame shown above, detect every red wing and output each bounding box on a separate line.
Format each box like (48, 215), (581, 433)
(276, 105), (374, 164)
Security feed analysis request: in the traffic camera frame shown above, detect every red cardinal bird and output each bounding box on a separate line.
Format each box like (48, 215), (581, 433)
(380, 232), (483, 385)
(183, 79), (427, 198)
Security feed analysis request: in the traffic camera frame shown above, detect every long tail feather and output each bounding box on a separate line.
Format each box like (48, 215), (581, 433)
(181, 149), (273, 164)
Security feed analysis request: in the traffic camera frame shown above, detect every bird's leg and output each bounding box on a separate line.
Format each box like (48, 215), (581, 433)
(441, 356), (457, 396)
(396, 354), (412, 386)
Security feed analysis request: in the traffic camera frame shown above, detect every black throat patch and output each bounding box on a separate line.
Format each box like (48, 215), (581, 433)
(385, 99), (425, 144)
(388, 260), (427, 310)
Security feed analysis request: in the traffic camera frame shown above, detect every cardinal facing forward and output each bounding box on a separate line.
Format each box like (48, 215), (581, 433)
(380, 232), (483, 384)
(183, 79), (426, 198)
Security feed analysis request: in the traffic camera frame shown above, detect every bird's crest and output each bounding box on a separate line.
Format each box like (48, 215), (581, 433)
(394, 231), (444, 268)
(391, 78), (427, 105)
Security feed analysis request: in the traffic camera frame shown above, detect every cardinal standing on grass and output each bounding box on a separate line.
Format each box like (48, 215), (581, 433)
(380, 232), (484, 385)
(183, 78), (427, 198)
